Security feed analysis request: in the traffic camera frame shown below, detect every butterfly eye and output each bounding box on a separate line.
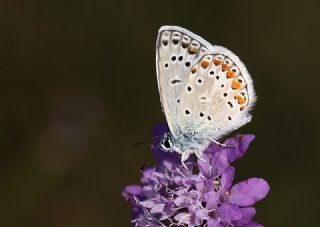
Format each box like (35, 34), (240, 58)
(161, 138), (172, 150)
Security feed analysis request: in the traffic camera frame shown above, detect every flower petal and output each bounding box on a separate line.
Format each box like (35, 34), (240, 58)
(140, 166), (154, 184)
(122, 185), (143, 205)
(229, 178), (270, 206)
(220, 166), (235, 193)
(174, 196), (185, 207)
(139, 200), (156, 208)
(211, 150), (230, 175)
(150, 204), (165, 214)
(197, 153), (212, 178)
(204, 191), (219, 209)
(124, 185), (142, 196)
(218, 203), (242, 221)
(235, 207), (256, 225)
(201, 143), (229, 176)
(224, 134), (255, 162)
(195, 180), (205, 192)
(174, 212), (191, 224)
(131, 206), (142, 220)
(240, 221), (263, 227)
(205, 143), (221, 155)
(194, 209), (208, 225)
(208, 219), (223, 227)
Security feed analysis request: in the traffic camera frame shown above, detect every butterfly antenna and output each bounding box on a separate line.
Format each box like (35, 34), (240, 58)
(132, 139), (151, 146)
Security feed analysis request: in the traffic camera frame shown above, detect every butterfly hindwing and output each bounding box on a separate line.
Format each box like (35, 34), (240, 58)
(179, 46), (256, 140)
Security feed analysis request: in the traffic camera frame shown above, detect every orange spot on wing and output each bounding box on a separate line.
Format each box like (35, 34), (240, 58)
(222, 64), (229, 71)
(201, 60), (210, 69)
(226, 70), (235, 78)
(188, 47), (197, 54)
(240, 106), (245, 111)
(214, 59), (222, 66)
(232, 80), (241, 89)
(191, 67), (197, 73)
(234, 95), (246, 104)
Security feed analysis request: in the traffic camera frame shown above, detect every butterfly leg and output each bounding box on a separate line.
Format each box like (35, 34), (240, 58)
(181, 161), (188, 170)
(210, 139), (234, 148)
(194, 148), (206, 163)
(195, 149), (213, 172)
(211, 139), (227, 147)
(181, 151), (191, 169)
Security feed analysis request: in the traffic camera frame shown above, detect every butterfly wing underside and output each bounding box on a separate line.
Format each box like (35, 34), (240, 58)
(156, 26), (212, 136)
(156, 26), (256, 141)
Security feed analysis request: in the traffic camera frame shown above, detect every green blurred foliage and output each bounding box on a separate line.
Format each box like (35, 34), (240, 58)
(0, 0), (319, 226)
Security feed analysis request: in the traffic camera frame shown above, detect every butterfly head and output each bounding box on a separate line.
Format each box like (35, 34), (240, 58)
(159, 132), (209, 157)
(159, 132), (190, 155)
(159, 133), (176, 152)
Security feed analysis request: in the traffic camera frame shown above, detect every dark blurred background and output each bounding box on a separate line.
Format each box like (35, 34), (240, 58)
(0, 0), (319, 226)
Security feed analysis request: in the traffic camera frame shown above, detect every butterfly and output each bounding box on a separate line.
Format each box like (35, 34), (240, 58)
(156, 25), (256, 163)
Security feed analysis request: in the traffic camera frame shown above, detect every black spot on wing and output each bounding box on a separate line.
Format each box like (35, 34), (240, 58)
(171, 79), (182, 84)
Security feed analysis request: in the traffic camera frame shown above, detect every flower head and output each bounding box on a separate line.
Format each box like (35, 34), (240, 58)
(123, 124), (269, 227)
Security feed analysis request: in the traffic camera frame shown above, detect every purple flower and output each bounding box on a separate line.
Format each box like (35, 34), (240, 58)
(123, 124), (270, 227)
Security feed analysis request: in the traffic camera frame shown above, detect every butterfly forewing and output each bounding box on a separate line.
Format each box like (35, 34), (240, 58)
(156, 26), (212, 136)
